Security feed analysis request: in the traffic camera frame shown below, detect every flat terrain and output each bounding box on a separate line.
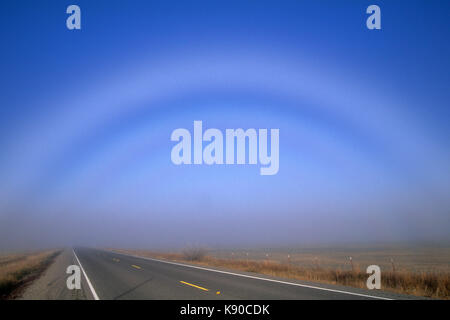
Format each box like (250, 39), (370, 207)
(3, 245), (447, 299)
(74, 247), (414, 300)
(114, 244), (450, 299)
(207, 244), (450, 273)
(0, 249), (60, 299)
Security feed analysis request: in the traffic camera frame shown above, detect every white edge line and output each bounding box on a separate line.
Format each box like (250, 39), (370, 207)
(109, 250), (393, 300)
(73, 249), (100, 300)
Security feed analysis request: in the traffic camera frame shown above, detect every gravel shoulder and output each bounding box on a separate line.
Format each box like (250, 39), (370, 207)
(19, 248), (88, 300)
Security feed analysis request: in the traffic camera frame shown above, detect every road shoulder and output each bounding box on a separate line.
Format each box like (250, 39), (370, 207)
(19, 248), (88, 300)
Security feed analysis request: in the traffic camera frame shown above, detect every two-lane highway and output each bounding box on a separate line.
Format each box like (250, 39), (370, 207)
(72, 247), (411, 300)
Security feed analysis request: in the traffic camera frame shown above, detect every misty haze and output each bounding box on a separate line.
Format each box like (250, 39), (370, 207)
(1, 0), (449, 302)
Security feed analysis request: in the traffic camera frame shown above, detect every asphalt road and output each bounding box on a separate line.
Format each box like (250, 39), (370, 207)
(72, 247), (414, 300)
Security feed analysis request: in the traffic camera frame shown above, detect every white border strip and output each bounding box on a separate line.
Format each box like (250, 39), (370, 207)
(73, 249), (100, 300)
(112, 250), (393, 300)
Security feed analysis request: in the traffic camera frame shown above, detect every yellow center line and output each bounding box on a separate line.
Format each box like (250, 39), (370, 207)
(180, 281), (209, 291)
(131, 264), (142, 269)
(113, 258), (120, 262)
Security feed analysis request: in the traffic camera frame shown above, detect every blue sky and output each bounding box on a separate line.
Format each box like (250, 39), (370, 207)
(0, 0), (449, 249)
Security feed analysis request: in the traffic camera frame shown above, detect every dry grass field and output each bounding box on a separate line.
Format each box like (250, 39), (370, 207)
(0, 250), (61, 299)
(112, 244), (450, 299)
